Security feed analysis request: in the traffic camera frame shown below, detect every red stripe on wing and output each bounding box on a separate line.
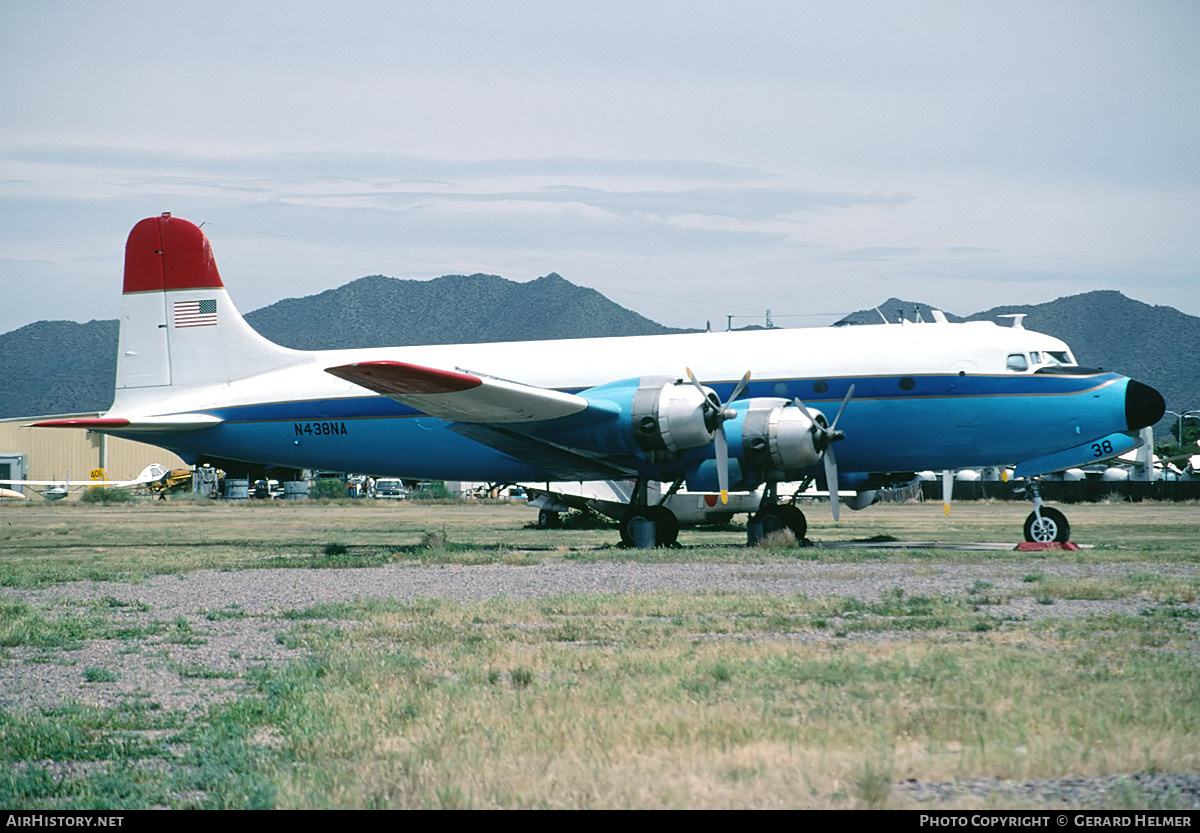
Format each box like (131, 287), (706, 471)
(30, 418), (132, 429)
(326, 361), (482, 395)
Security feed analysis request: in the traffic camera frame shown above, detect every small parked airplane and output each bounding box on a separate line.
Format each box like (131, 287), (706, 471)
(0, 464), (172, 501)
(30, 214), (1165, 544)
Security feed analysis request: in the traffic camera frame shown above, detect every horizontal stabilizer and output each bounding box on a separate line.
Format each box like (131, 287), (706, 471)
(30, 414), (223, 432)
(326, 361), (589, 423)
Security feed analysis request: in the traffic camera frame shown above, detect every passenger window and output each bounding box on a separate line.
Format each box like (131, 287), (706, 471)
(1006, 353), (1028, 371)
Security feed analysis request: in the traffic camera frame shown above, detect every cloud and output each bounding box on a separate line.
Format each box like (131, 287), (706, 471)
(1, 2), (1198, 333)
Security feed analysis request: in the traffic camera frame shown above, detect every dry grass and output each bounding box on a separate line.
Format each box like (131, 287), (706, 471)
(2, 499), (1198, 587)
(260, 593), (1200, 809)
(2, 499), (1198, 809)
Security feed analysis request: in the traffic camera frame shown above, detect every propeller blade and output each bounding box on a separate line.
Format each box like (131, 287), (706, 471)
(824, 445), (840, 521)
(942, 470), (953, 516)
(791, 397), (819, 427)
(725, 371), (751, 407)
(715, 425), (729, 504)
(684, 367), (710, 402)
(828, 384), (855, 432)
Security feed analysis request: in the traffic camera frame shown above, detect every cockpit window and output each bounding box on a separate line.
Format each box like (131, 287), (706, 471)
(1045, 350), (1072, 365)
(1006, 353), (1029, 371)
(1029, 352), (1042, 364)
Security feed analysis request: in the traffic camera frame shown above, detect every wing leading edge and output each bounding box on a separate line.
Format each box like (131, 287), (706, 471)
(325, 361), (593, 423)
(326, 360), (637, 479)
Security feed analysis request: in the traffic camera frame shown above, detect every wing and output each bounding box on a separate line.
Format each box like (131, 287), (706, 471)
(324, 361), (829, 491)
(0, 479), (71, 487)
(446, 424), (636, 479)
(325, 361), (637, 479)
(0, 479), (132, 488)
(325, 361), (593, 423)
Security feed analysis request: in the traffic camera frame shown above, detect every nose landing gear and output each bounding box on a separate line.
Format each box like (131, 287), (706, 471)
(1019, 479), (1071, 543)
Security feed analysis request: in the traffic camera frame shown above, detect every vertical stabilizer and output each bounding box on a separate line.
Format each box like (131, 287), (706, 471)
(115, 214), (297, 397)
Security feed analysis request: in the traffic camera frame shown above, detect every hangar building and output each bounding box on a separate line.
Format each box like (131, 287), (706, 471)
(0, 414), (187, 499)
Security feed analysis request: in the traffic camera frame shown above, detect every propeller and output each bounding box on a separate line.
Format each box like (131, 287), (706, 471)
(791, 384), (854, 520)
(686, 368), (750, 504)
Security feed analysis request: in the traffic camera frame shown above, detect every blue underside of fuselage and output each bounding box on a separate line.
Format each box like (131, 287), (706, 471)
(115, 372), (1133, 482)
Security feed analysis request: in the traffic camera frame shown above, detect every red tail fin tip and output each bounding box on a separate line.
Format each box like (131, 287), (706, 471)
(122, 215), (225, 294)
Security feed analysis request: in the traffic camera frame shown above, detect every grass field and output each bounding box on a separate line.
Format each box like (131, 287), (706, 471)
(1, 497), (1197, 809)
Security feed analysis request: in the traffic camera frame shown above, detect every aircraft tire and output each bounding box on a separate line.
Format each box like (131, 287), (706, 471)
(753, 505), (807, 542)
(619, 505), (679, 547)
(537, 509), (562, 529)
(1023, 507), (1070, 543)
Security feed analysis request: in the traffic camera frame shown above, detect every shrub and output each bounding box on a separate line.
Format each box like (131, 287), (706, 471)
(308, 479), (348, 501)
(758, 528), (797, 550)
(409, 481), (454, 501)
(419, 530), (448, 549)
(83, 666), (120, 683)
(79, 487), (134, 504)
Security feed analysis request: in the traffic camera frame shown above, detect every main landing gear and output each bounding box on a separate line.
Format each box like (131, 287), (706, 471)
(619, 504), (680, 547)
(1019, 479), (1072, 543)
(749, 480), (808, 544)
(618, 478), (681, 547)
(752, 504), (807, 540)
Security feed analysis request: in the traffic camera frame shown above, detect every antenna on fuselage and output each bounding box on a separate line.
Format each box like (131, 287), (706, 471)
(998, 314), (1027, 329)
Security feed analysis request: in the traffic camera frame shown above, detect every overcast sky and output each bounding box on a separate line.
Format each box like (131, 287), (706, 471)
(2, 1), (1198, 335)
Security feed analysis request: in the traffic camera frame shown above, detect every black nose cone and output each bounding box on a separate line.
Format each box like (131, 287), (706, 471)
(1125, 379), (1166, 431)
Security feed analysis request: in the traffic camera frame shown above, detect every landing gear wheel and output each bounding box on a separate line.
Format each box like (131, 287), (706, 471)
(1024, 507), (1070, 543)
(753, 504), (807, 542)
(537, 509), (561, 529)
(619, 505), (680, 547)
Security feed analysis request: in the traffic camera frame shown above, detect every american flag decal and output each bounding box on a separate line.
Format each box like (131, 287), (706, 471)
(174, 299), (218, 328)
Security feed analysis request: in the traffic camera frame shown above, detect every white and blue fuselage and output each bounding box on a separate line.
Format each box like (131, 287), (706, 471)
(37, 215), (1164, 505)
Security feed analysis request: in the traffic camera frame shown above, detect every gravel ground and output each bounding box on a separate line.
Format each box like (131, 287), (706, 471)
(3, 558), (1197, 808)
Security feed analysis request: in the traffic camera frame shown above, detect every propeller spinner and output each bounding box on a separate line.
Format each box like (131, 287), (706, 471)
(791, 385), (854, 520)
(685, 368), (750, 504)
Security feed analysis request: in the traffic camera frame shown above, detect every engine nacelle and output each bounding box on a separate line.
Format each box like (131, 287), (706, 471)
(630, 376), (717, 454)
(738, 398), (826, 474)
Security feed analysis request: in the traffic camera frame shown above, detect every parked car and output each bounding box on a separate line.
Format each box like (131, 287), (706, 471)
(374, 479), (408, 499)
(251, 479), (282, 499)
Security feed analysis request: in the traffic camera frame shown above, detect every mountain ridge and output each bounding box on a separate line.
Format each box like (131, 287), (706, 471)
(2, 279), (1193, 432)
(244, 272), (682, 350)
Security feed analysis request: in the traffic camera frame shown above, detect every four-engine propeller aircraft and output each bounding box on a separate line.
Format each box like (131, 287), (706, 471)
(31, 214), (1166, 545)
